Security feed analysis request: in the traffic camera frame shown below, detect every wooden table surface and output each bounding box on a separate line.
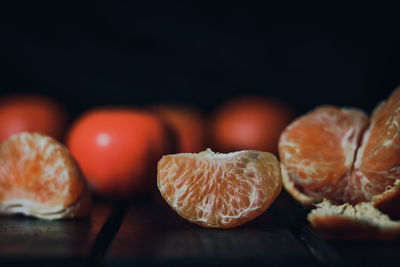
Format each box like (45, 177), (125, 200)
(0, 192), (399, 267)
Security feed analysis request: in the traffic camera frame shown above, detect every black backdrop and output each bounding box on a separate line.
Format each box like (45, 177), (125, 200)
(1, 2), (400, 119)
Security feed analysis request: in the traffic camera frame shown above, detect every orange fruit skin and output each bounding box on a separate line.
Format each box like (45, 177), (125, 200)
(66, 108), (168, 198)
(151, 104), (207, 153)
(0, 132), (90, 219)
(308, 215), (400, 240)
(157, 149), (282, 229)
(0, 94), (67, 143)
(307, 200), (400, 240)
(211, 96), (294, 154)
(372, 181), (400, 218)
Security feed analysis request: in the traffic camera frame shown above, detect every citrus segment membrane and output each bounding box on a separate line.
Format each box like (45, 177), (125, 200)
(157, 149), (282, 228)
(0, 132), (90, 219)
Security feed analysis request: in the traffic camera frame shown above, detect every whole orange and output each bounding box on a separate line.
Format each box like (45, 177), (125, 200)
(151, 104), (207, 153)
(210, 96), (294, 154)
(0, 94), (67, 143)
(66, 108), (169, 198)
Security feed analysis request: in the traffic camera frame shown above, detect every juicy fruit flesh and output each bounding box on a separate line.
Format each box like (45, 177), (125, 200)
(279, 88), (400, 208)
(157, 149), (282, 228)
(0, 132), (88, 219)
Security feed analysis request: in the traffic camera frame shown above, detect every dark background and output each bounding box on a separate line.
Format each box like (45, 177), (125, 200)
(1, 1), (400, 119)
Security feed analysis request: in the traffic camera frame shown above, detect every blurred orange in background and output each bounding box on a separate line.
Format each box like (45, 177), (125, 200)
(210, 96), (294, 154)
(66, 108), (169, 199)
(0, 94), (67, 143)
(0, 92), (295, 200)
(151, 104), (207, 153)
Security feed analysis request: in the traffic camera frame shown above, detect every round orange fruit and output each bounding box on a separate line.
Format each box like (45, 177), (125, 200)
(0, 94), (67, 143)
(211, 96), (294, 154)
(66, 108), (169, 198)
(151, 104), (207, 153)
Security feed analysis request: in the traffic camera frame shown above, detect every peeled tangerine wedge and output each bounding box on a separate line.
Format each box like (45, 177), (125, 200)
(279, 87), (400, 238)
(157, 149), (282, 228)
(0, 132), (91, 220)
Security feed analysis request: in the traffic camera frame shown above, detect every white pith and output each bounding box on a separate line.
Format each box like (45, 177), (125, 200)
(308, 199), (400, 229)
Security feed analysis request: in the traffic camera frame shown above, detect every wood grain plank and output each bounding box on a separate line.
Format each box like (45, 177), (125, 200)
(300, 226), (400, 266)
(0, 203), (112, 266)
(107, 200), (317, 266)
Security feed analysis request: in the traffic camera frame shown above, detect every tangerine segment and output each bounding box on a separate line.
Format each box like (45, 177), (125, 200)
(279, 106), (368, 204)
(157, 149), (282, 228)
(308, 200), (400, 239)
(346, 88), (400, 203)
(0, 132), (90, 219)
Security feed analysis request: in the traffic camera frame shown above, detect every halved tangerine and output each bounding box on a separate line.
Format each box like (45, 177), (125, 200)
(279, 87), (400, 219)
(157, 149), (282, 228)
(0, 132), (91, 219)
